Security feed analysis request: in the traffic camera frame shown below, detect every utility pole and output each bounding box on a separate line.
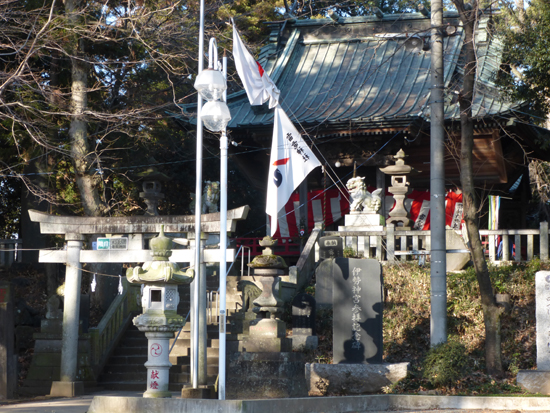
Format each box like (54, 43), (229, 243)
(429, 0), (447, 346)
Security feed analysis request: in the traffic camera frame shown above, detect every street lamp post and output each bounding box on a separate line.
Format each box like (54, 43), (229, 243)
(193, 37), (231, 399)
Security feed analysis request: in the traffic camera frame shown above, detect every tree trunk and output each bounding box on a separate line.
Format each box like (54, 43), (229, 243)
(66, 0), (102, 217)
(455, 0), (504, 376)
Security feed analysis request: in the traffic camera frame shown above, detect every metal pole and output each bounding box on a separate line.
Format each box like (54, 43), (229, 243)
(218, 53), (228, 400)
(198, 236), (207, 385)
(430, 0), (447, 346)
(192, 0), (205, 388)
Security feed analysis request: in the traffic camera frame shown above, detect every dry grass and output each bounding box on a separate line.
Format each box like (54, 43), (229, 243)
(307, 259), (548, 395)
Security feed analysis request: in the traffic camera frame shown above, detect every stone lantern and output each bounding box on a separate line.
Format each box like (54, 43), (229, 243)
(134, 158), (171, 216)
(244, 236), (291, 351)
(379, 149), (419, 228)
(126, 225), (194, 398)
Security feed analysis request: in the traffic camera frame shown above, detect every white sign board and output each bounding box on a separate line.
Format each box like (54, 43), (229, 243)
(97, 237), (128, 251)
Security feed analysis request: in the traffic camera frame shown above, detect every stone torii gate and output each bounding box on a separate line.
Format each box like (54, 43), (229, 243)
(29, 206), (249, 397)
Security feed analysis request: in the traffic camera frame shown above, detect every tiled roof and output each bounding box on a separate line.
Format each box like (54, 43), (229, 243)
(221, 12), (517, 131)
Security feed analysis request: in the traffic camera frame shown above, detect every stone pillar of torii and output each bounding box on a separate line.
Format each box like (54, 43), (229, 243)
(29, 206), (249, 397)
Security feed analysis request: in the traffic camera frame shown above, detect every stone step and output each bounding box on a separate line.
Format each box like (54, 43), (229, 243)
(113, 346), (145, 356)
(120, 337), (149, 347)
(169, 338), (220, 354)
(169, 372), (190, 383)
(109, 355), (148, 365)
(99, 371), (146, 382)
(101, 363), (147, 375)
(124, 330), (145, 338)
(169, 364), (218, 375)
(98, 381), (147, 391)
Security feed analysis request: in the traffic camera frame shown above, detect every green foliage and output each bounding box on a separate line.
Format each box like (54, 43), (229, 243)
(285, 0), (431, 18)
(343, 247), (357, 258)
(497, 0), (550, 121)
(0, 177), (21, 238)
(422, 339), (470, 387)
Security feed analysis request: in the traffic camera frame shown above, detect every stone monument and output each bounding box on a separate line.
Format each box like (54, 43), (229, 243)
(126, 225), (194, 398)
(318, 236), (343, 261)
(517, 270), (550, 394)
(332, 257), (383, 363)
(306, 257), (408, 395)
(339, 176), (384, 231)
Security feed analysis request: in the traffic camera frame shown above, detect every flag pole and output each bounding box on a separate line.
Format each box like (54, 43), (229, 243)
(218, 50), (228, 400)
(192, 0), (205, 389)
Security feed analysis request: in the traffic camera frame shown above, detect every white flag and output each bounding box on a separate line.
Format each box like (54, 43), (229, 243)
(266, 105), (322, 236)
(233, 25), (280, 109)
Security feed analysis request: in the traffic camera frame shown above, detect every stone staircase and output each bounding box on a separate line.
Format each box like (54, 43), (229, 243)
(97, 322), (221, 391)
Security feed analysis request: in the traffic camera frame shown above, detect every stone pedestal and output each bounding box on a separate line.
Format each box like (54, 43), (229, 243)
(253, 269), (284, 312)
(517, 271), (550, 394)
(344, 213), (384, 228)
(339, 213), (384, 231)
(226, 352), (307, 399)
(133, 284), (185, 398)
(240, 318), (292, 352)
(306, 362), (409, 396)
(50, 381), (84, 398)
(180, 384), (216, 399)
(446, 229), (470, 271)
(143, 332), (174, 398)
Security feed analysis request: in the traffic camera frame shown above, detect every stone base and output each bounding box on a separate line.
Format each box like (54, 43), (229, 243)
(446, 229), (470, 271)
(338, 225), (384, 231)
(237, 336), (292, 352)
(50, 381), (84, 397)
(344, 213), (384, 227)
(249, 318), (285, 338)
(305, 362), (409, 396)
(517, 370), (550, 394)
(292, 335), (318, 351)
(226, 352), (307, 399)
(180, 384), (217, 399)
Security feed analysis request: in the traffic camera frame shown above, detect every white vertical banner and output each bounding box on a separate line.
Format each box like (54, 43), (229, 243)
(266, 105), (321, 236)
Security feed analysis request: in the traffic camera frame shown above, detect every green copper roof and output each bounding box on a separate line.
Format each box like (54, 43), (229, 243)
(223, 12), (516, 131)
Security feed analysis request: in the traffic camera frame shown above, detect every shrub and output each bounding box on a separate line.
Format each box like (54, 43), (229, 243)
(343, 247), (357, 258)
(422, 339), (470, 387)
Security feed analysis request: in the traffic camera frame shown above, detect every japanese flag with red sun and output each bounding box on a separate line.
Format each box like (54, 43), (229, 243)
(233, 24), (280, 109)
(266, 105), (321, 236)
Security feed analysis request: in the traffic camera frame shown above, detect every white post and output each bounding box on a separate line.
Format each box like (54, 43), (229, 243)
(193, 0), (205, 388)
(218, 53), (228, 400)
(50, 234), (85, 397)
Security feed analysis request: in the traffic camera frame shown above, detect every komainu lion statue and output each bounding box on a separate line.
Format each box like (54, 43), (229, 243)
(202, 180), (220, 214)
(346, 177), (383, 213)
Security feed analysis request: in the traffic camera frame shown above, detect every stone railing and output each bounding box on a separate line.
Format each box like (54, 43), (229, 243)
(290, 228), (322, 289)
(89, 279), (141, 378)
(322, 221), (550, 265)
(0, 239), (22, 268)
